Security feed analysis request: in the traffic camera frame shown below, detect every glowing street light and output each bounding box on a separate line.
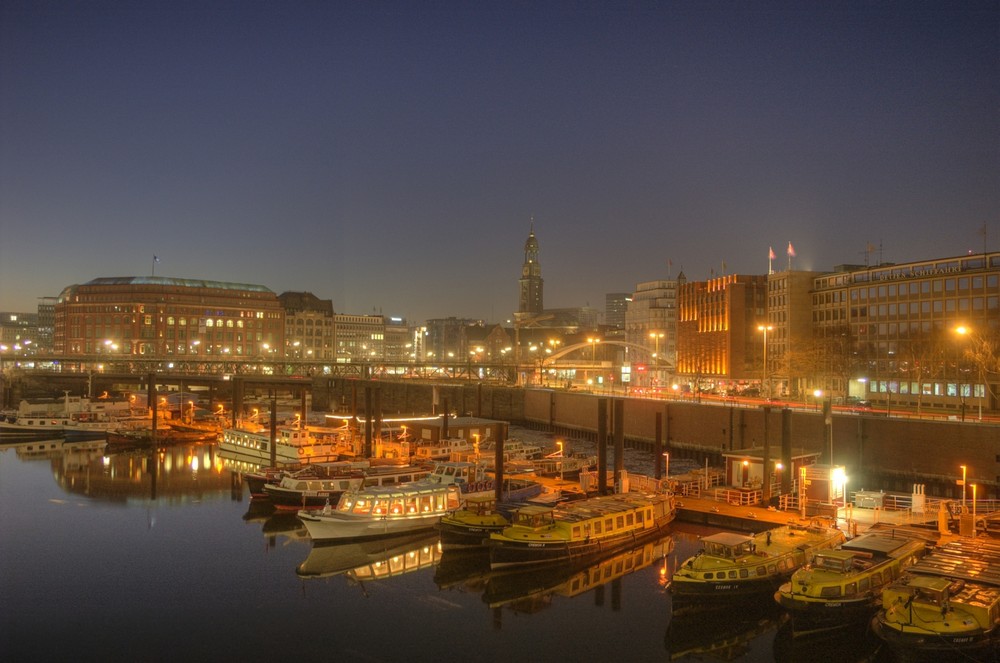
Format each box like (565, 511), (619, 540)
(954, 325), (985, 421)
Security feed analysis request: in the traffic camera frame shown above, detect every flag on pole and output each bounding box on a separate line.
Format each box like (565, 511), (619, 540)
(768, 246), (776, 260)
(154, 255), (160, 262)
(787, 242), (796, 257)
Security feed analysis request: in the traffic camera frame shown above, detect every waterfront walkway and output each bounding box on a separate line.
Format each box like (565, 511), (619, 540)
(675, 494), (943, 538)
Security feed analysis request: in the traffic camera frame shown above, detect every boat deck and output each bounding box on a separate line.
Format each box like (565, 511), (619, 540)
(905, 537), (1000, 586)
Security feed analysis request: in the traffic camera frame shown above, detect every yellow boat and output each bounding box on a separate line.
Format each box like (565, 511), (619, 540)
(872, 538), (1000, 658)
(488, 491), (675, 570)
(671, 519), (845, 604)
(775, 531), (928, 632)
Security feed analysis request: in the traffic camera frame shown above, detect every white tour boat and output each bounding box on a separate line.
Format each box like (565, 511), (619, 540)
(298, 481), (462, 541)
(219, 423), (346, 466)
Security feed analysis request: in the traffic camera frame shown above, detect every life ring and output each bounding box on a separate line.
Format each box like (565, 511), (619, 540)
(298, 448), (304, 455)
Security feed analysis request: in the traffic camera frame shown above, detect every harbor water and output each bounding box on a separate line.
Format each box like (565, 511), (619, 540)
(0, 429), (899, 662)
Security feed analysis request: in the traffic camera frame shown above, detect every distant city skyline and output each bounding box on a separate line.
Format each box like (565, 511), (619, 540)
(2, 2), (997, 322)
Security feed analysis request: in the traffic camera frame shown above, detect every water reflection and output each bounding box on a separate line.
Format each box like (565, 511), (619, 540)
(665, 597), (783, 661)
(297, 531), (442, 582)
(484, 535), (674, 610)
(772, 617), (889, 663)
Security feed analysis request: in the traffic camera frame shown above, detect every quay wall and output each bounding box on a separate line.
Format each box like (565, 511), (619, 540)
(7, 373), (998, 496)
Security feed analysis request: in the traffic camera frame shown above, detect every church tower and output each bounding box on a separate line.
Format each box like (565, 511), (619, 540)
(518, 222), (544, 315)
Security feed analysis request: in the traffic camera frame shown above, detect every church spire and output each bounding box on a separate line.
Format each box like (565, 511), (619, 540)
(518, 220), (544, 315)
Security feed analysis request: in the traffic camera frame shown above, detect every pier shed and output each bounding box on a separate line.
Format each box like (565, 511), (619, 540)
(722, 447), (820, 491)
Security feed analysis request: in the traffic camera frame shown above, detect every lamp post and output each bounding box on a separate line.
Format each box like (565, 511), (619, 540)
(649, 331), (664, 387)
(955, 325), (985, 421)
(556, 440), (564, 480)
(757, 325), (773, 400)
(960, 464), (967, 512)
(587, 337), (601, 386)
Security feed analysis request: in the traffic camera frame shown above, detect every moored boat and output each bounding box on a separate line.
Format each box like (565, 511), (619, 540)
(298, 481), (462, 542)
(670, 520), (845, 604)
(263, 474), (365, 510)
(487, 490), (676, 570)
(219, 423), (347, 466)
(413, 436), (476, 462)
(438, 494), (511, 550)
(775, 531), (929, 631)
(871, 538), (1000, 659)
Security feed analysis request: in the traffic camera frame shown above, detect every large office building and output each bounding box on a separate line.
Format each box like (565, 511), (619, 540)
(811, 252), (1000, 414)
(676, 274), (768, 391)
(54, 276), (284, 357)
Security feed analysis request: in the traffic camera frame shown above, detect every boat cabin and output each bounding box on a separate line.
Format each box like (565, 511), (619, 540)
(427, 461), (488, 487)
(701, 532), (756, 559)
(336, 484), (461, 517)
(811, 549), (865, 574)
(511, 505), (557, 529)
(908, 575), (964, 605)
(463, 494), (498, 515)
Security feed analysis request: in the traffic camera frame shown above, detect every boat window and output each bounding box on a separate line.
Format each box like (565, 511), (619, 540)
(405, 497), (418, 514)
(354, 498), (371, 515)
(756, 566), (766, 576)
(845, 581), (857, 596)
(340, 498), (354, 511)
(704, 573), (714, 580)
(594, 521), (602, 534)
(434, 494), (445, 511)
(572, 526), (581, 538)
(626, 514), (633, 526)
(636, 511), (644, 524)
(739, 569), (749, 578)
(859, 577), (870, 591)
(605, 518), (613, 532)
(767, 564), (776, 574)
(616, 516), (625, 529)
(820, 586), (841, 598)
(870, 572), (881, 585)
(728, 571), (737, 579)
(390, 498), (404, 514)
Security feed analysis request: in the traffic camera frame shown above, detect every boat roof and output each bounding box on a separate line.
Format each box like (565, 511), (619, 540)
(842, 532), (922, 556)
(701, 532), (754, 547)
(346, 481), (454, 498)
(908, 575), (953, 591)
(814, 549), (859, 562)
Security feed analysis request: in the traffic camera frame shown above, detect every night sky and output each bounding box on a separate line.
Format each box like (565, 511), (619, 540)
(1, 1), (997, 323)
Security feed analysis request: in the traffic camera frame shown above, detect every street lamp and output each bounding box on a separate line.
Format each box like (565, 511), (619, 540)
(556, 440), (564, 480)
(960, 464), (967, 512)
(954, 325), (985, 421)
(649, 331), (664, 387)
(757, 325), (773, 400)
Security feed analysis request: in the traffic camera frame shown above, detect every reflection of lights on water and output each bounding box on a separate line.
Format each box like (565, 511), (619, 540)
(102, 456), (110, 467)
(190, 455), (199, 472)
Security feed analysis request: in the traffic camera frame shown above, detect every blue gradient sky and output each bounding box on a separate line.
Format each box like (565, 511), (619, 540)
(2, 1), (997, 323)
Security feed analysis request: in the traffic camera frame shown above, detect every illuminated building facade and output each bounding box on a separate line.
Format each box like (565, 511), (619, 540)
(765, 270), (822, 398)
(333, 313), (385, 363)
(54, 276), (284, 357)
(625, 275), (685, 384)
(676, 274), (767, 389)
(278, 291), (334, 361)
(811, 252), (1000, 413)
